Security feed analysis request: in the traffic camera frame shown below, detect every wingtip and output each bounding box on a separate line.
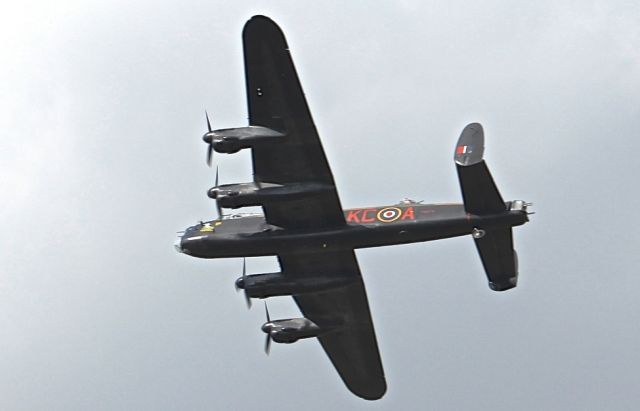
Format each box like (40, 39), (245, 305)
(243, 14), (288, 52)
(249, 14), (272, 21)
(245, 15), (279, 30)
(349, 380), (387, 401)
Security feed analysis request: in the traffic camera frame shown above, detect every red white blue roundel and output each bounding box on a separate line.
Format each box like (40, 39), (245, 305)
(376, 207), (402, 223)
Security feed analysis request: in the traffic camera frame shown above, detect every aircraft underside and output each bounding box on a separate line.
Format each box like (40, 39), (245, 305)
(175, 15), (531, 400)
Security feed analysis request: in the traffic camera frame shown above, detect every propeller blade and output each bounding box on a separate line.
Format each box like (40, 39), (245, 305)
(215, 199), (222, 219)
(205, 110), (212, 132)
(264, 333), (271, 355)
(214, 167), (223, 219)
(242, 258), (251, 308)
(206, 144), (214, 167)
(264, 302), (272, 354)
(234, 258), (244, 291)
(264, 301), (271, 323)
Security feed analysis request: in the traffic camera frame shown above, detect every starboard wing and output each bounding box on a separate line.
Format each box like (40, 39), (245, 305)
(278, 251), (386, 400)
(242, 16), (345, 230)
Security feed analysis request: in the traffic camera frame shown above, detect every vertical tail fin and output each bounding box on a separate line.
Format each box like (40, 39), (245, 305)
(473, 228), (518, 291)
(455, 123), (518, 291)
(454, 123), (506, 215)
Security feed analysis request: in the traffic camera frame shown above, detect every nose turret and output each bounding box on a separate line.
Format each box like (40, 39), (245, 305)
(174, 236), (183, 253)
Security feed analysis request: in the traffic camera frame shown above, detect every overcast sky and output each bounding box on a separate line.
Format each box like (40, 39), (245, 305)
(2, 1), (640, 410)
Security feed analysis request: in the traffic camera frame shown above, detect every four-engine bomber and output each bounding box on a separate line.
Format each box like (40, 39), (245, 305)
(176, 15), (531, 401)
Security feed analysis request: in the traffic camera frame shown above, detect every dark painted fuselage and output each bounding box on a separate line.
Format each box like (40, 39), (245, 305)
(177, 202), (528, 258)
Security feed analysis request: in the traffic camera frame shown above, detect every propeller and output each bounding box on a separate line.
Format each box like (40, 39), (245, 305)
(234, 258), (251, 308)
(204, 111), (214, 167)
(214, 166), (223, 219)
(264, 302), (272, 355)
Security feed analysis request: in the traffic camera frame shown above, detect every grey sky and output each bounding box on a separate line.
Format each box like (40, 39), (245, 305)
(2, 1), (640, 410)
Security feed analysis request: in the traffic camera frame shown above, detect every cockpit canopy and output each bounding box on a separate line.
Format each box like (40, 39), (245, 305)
(221, 212), (264, 220)
(397, 198), (423, 205)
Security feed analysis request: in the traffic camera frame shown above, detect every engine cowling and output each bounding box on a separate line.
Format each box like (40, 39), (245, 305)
(207, 182), (263, 206)
(212, 137), (242, 154)
(262, 317), (322, 344)
(208, 182), (333, 209)
(236, 272), (356, 298)
(203, 126), (285, 154)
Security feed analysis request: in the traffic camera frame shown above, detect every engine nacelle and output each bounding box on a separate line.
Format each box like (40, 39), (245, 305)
(236, 272), (356, 298)
(203, 126), (285, 154)
(208, 182), (260, 204)
(262, 317), (322, 344)
(208, 182), (333, 209)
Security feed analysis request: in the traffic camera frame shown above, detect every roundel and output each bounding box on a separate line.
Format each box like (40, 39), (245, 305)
(376, 207), (402, 223)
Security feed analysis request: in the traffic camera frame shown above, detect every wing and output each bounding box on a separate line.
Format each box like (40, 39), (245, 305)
(242, 16), (345, 230)
(279, 251), (387, 400)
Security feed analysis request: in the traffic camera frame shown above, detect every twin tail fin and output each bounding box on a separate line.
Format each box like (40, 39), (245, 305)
(454, 123), (519, 292)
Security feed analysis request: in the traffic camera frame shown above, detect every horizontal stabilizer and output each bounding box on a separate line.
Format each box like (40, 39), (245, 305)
(475, 228), (518, 291)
